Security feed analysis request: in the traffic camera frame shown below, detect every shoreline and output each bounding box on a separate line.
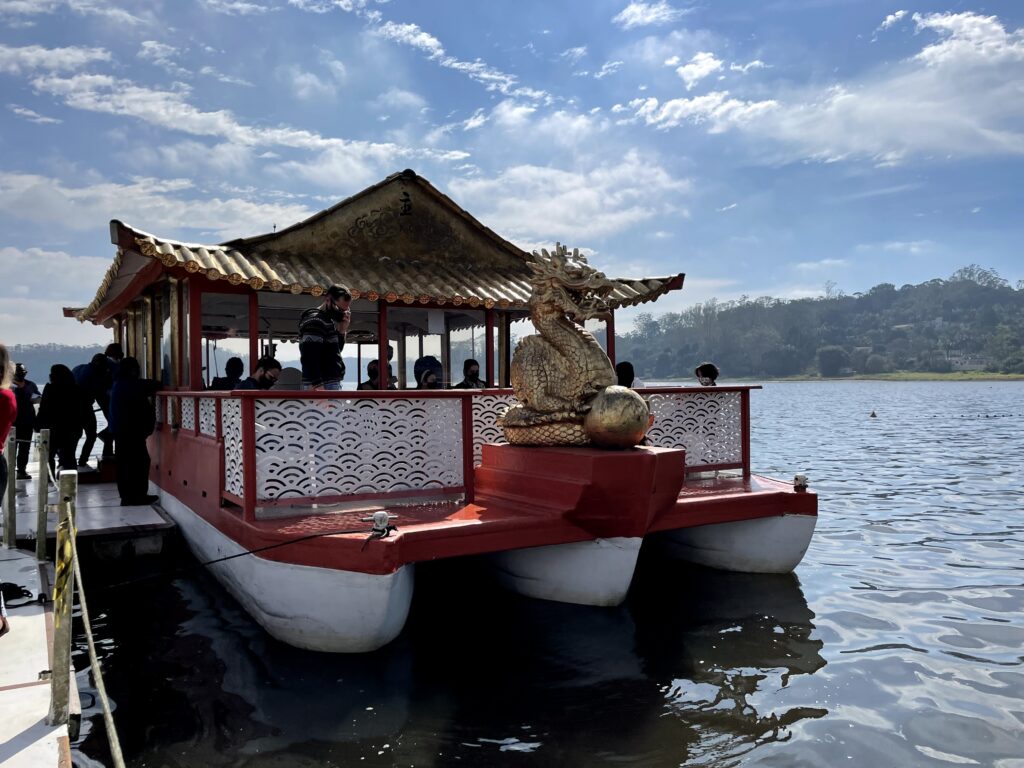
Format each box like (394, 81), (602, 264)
(649, 372), (1024, 383)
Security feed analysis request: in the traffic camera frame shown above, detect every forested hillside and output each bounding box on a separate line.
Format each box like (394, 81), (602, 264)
(617, 266), (1024, 379)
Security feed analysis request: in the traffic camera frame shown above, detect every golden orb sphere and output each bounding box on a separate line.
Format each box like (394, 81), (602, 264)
(584, 386), (651, 449)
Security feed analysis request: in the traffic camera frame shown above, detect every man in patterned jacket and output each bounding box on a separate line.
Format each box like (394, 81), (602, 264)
(299, 285), (352, 390)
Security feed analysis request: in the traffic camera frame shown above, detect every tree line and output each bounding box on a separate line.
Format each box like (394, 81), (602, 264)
(615, 265), (1024, 379)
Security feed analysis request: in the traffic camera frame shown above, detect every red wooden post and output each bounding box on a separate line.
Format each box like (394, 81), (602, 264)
(193, 397), (200, 435)
(188, 279), (203, 390)
(461, 395), (475, 502)
(484, 308), (495, 386)
(241, 396), (257, 522)
(741, 389), (751, 478)
(378, 299), (388, 388)
(248, 292), (259, 369)
(606, 311), (616, 366)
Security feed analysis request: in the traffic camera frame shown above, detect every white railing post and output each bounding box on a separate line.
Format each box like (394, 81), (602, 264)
(36, 428), (50, 560)
(3, 434), (16, 547)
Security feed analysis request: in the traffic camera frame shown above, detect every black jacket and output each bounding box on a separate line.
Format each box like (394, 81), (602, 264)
(298, 307), (346, 385)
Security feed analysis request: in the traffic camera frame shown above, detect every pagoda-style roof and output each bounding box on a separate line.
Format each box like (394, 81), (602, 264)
(78, 170), (684, 322)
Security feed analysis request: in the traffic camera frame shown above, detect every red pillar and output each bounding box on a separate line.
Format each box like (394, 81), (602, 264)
(484, 308), (495, 386)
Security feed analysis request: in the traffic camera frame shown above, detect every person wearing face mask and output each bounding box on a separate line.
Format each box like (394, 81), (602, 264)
(452, 358), (485, 389)
(234, 357), (282, 390)
(299, 284), (352, 391)
(417, 368), (442, 389)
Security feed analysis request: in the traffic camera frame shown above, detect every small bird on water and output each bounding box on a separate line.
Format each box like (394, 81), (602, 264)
(870, 410), (877, 418)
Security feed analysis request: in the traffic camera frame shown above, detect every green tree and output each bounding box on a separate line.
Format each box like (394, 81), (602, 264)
(817, 346), (849, 377)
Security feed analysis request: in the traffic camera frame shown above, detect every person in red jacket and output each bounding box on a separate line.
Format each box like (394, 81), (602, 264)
(0, 343), (18, 511)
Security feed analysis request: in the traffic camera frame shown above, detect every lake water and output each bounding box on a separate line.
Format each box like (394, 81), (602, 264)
(71, 381), (1024, 767)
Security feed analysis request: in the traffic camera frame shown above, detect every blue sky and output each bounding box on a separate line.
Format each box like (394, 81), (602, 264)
(1, 0), (1022, 344)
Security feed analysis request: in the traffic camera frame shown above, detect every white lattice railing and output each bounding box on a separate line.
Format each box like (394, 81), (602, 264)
(254, 396), (464, 502)
(179, 396), (196, 432)
(160, 386), (751, 513)
(643, 389), (745, 469)
(221, 398), (244, 498)
(198, 398), (218, 437)
(471, 393), (516, 464)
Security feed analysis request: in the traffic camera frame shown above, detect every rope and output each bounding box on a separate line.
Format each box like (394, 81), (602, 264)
(101, 523), (394, 593)
(69, 522), (126, 768)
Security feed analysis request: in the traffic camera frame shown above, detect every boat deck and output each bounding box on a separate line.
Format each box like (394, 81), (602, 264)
(189, 471), (815, 574)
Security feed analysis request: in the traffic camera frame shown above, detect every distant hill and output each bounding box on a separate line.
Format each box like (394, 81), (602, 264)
(616, 265), (1024, 379)
(6, 343), (107, 381)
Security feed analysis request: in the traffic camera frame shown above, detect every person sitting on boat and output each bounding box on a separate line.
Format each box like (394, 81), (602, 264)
(452, 358), (485, 389)
(357, 360), (397, 390)
(413, 356), (443, 389)
(417, 367), (442, 389)
(695, 362), (719, 387)
(234, 357), (282, 390)
(210, 357), (244, 390)
(299, 285), (351, 391)
(109, 356), (162, 506)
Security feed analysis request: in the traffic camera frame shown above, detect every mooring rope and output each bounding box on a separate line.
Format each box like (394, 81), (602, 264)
(69, 521), (126, 768)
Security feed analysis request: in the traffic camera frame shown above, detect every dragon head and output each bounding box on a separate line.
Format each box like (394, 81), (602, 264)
(528, 243), (616, 323)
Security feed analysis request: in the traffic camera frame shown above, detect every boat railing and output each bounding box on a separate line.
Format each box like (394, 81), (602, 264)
(155, 386), (754, 518)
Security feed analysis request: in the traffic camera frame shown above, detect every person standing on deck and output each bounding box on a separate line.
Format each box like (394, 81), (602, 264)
(0, 344), (17, 514)
(35, 364), (91, 474)
(11, 363), (40, 480)
(72, 353), (112, 469)
(299, 285), (352, 391)
(109, 356), (161, 506)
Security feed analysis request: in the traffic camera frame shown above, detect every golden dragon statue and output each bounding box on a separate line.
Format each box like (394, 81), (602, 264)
(500, 244), (650, 448)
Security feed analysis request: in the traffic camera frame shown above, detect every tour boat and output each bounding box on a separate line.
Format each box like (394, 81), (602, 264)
(68, 170), (817, 652)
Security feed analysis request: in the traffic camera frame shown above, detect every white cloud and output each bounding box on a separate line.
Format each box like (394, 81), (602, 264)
(463, 108), (487, 130)
(612, 1), (688, 30)
(794, 258), (847, 270)
(7, 104), (61, 124)
(634, 12), (1024, 163)
(278, 64), (337, 99)
(200, 0), (274, 14)
(630, 91), (778, 132)
(197, 66), (253, 87)
(374, 87), (426, 111)
(0, 0), (152, 24)
(447, 150), (691, 243)
(138, 41), (189, 77)
(0, 43), (110, 74)
(374, 20), (552, 102)
(491, 100), (537, 130)
(675, 51), (723, 90)
(729, 59), (767, 73)
(131, 141), (254, 176)
(594, 60), (624, 79)
(30, 73), (467, 167)
(664, 55), (680, 66)
(1, 297), (113, 345)
(560, 46), (587, 65)
(855, 240), (933, 254)
(875, 9), (907, 36)
(0, 246), (110, 300)
(716, 202), (737, 212)
(0, 171), (315, 239)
